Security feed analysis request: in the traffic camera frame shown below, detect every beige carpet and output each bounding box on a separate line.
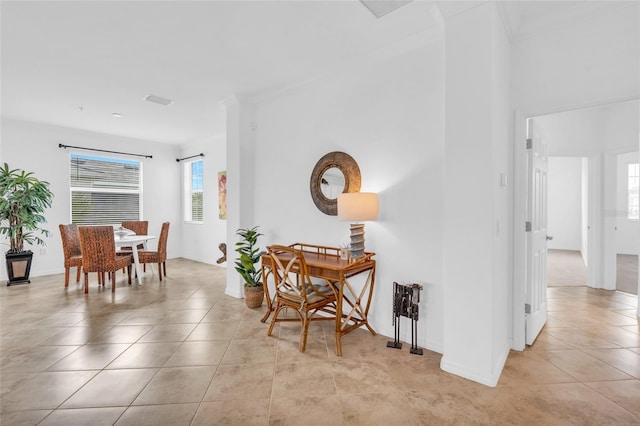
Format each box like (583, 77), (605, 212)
(617, 254), (639, 295)
(547, 249), (588, 287)
(547, 249), (638, 295)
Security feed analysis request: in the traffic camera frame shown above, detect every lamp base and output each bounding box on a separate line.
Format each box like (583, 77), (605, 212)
(349, 223), (365, 259)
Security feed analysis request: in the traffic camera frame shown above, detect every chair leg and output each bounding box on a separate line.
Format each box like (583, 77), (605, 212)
(111, 271), (116, 293)
(76, 266), (81, 283)
(163, 262), (167, 277)
(300, 312), (310, 352)
(84, 273), (89, 294)
(267, 303), (284, 336)
(158, 263), (163, 281)
(127, 265), (132, 284)
(64, 267), (70, 288)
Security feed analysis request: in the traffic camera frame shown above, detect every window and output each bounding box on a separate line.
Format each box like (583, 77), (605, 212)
(70, 154), (142, 225)
(185, 159), (203, 222)
(629, 163), (639, 220)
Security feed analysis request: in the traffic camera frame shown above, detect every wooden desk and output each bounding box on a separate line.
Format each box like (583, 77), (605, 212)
(261, 243), (376, 356)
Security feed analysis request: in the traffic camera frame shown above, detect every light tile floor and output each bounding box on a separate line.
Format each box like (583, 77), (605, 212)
(1, 259), (638, 425)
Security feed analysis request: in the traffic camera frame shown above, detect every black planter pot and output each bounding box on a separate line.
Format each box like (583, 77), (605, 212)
(5, 250), (33, 286)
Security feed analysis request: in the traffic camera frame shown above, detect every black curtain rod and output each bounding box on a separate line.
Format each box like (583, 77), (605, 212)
(58, 143), (153, 159)
(176, 153), (205, 162)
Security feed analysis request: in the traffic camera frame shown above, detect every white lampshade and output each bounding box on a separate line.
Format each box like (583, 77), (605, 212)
(337, 192), (379, 221)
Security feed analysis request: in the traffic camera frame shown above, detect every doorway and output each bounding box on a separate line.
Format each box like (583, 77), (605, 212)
(513, 99), (640, 349)
(546, 156), (588, 288)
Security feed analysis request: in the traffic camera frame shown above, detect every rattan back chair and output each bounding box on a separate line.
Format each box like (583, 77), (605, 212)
(138, 222), (170, 281)
(59, 224), (83, 288)
(120, 220), (149, 271)
(266, 245), (337, 352)
(120, 220), (148, 249)
(78, 226), (132, 294)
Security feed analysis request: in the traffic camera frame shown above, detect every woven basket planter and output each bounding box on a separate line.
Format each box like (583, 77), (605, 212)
(244, 285), (264, 308)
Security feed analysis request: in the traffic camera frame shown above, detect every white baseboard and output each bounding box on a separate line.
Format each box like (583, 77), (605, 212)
(440, 343), (510, 387)
(372, 320), (444, 355)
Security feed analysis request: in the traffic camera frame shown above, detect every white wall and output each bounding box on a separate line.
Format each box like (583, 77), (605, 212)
(441, 2), (511, 387)
(253, 35), (445, 352)
(548, 157), (583, 251)
(537, 108), (603, 157)
(617, 151), (640, 255)
(512, 3), (639, 114)
(490, 2), (513, 386)
(581, 157), (590, 264)
(0, 118), (182, 280)
(179, 136), (228, 265)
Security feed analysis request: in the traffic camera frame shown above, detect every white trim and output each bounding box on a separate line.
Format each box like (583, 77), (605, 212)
(512, 111), (527, 351)
(440, 344), (510, 388)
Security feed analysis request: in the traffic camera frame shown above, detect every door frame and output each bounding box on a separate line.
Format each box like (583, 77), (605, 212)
(513, 96), (640, 350)
(512, 110), (528, 350)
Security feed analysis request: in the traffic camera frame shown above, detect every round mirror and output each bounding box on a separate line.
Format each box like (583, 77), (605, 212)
(320, 167), (345, 199)
(310, 151), (361, 216)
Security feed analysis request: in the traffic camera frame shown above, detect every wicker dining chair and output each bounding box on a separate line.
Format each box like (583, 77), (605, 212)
(266, 245), (337, 352)
(78, 226), (133, 294)
(120, 220), (149, 269)
(59, 224), (83, 288)
(138, 222), (170, 281)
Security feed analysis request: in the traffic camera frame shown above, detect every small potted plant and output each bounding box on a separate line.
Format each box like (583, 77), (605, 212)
(0, 163), (54, 285)
(235, 226), (266, 308)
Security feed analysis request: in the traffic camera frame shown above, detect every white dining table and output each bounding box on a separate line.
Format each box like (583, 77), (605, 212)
(114, 234), (156, 284)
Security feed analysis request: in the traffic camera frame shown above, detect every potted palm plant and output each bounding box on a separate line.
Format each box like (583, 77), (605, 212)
(0, 163), (54, 285)
(235, 226), (266, 308)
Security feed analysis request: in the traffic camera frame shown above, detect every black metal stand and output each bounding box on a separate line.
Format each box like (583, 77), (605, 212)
(387, 281), (423, 355)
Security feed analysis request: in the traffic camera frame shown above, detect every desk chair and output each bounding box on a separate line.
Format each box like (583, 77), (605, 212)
(266, 245), (337, 352)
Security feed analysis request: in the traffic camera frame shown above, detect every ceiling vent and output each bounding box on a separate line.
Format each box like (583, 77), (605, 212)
(360, 0), (413, 18)
(145, 94), (174, 106)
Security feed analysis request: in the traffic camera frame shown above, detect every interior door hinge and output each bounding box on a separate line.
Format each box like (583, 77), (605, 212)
(525, 221), (532, 232)
(526, 139), (533, 149)
(525, 303), (531, 314)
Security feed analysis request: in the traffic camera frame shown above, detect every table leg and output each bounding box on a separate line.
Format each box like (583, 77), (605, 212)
(132, 247), (143, 285)
(335, 280), (344, 357)
(333, 266), (376, 356)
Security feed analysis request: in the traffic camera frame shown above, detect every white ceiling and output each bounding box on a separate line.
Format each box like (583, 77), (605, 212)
(0, 1), (628, 145)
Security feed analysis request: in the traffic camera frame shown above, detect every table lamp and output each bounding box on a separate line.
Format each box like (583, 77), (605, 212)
(337, 192), (379, 259)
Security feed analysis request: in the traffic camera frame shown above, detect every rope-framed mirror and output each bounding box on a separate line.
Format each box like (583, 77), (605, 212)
(310, 151), (361, 215)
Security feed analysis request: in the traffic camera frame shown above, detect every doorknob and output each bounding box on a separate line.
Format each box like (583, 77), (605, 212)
(546, 235), (553, 241)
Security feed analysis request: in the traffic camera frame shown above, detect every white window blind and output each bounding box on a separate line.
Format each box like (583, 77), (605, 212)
(188, 160), (203, 222)
(70, 154), (142, 225)
(629, 163), (639, 220)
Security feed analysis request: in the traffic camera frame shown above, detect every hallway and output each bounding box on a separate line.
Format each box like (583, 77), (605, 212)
(548, 249), (638, 295)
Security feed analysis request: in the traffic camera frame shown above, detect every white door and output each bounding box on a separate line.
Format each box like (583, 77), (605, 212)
(525, 135), (549, 345)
